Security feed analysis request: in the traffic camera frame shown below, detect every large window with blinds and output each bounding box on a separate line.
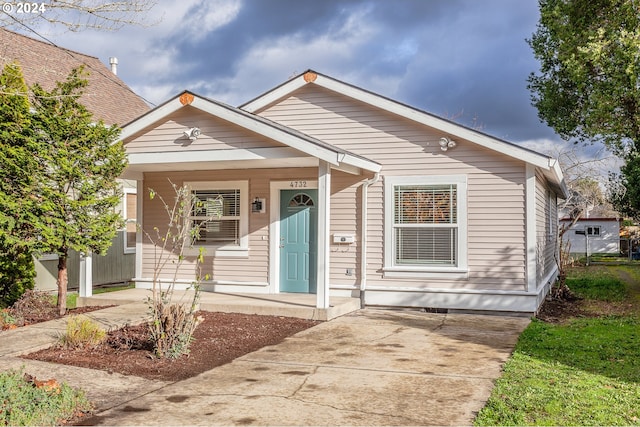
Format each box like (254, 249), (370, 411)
(384, 175), (467, 277)
(192, 189), (240, 245)
(394, 184), (457, 265)
(186, 181), (249, 257)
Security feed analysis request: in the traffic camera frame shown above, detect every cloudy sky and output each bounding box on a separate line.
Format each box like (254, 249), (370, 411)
(8, 0), (616, 167)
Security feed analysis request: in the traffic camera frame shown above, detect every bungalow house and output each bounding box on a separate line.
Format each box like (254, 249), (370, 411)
(0, 28), (150, 290)
(115, 70), (567, 314)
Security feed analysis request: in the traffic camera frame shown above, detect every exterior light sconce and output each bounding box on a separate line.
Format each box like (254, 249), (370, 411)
(252, 197), (266, 213)
(183, 127), (201, 141)
(439, 137), (456, 152)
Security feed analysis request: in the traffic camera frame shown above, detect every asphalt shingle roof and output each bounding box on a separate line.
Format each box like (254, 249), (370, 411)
(0, 28), (149, 126)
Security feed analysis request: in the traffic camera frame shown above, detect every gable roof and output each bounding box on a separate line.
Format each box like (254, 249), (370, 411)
(119, 91), (381, 174)
(0, 28), (149, 126)
(241, 70), (568, 197)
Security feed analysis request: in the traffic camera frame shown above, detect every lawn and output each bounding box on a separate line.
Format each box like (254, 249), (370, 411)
(474, 265), (640, 426)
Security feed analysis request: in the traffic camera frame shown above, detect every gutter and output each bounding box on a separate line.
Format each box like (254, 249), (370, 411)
(359, 172), (380, 307)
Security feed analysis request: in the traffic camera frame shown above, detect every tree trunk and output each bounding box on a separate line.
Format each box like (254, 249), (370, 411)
(57, 253), (68, 316)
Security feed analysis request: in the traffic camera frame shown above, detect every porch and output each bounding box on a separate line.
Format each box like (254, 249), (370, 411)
(76, 289), (361, 321)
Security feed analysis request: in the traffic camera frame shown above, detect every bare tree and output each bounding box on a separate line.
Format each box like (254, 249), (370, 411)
(552, 144), (617, 228)
(543, 144), (618, 299)
(1, 0), (159, 32)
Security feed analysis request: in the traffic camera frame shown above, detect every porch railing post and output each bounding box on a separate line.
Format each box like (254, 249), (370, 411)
(79, 252), (93, 297)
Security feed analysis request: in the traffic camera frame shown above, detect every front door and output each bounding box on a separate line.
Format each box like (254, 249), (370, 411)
(279, 189), (317, 293)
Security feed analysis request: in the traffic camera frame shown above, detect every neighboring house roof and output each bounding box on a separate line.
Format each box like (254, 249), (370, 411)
(119, 91), (382, 175)
(0, 28), (149, 126)
(242, 70), (568, 198)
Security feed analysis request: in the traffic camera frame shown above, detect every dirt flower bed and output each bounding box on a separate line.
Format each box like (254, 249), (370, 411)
(23, 311), (320, 382)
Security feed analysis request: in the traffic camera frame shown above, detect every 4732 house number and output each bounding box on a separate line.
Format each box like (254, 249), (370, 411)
(289, 180), (307, 188)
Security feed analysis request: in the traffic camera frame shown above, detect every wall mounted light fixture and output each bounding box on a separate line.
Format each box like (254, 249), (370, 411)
(439, 137), (456, 152)
(183, 127), (201, 141)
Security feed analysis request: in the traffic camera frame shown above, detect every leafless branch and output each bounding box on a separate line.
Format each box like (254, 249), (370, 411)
(1, 0), (160, 32)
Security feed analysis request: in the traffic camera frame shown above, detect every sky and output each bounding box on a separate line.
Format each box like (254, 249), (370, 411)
(7, 0), (617, 172)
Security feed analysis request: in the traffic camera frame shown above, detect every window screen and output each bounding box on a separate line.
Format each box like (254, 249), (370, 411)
(393, 184), (457, 266)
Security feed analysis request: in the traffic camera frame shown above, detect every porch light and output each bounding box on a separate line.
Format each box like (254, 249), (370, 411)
(439, 137), (456, 152)
(184, 127), (201, 141)
(252, 197), (265, 213)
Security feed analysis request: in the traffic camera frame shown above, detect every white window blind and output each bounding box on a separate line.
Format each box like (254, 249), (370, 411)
(191, 189), (240, 245)
(393, 184), (458, 266)
(125, 192), (137, 249)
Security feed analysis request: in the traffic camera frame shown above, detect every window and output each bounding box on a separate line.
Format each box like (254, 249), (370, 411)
(587, 226), (600, 236)
(186, 181), (248, 257)
(384, 175), (467, 277)
(192, 189), (240, 245)
(123, 188), (137, 254)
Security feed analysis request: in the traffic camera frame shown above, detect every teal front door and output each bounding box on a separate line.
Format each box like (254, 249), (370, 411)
(280, 189), (317, 293)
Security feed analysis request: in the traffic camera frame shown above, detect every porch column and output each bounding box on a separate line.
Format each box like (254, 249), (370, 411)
(79, 252), (93, 297)
(135, 179), (144, 282)
(317, 160), (331, 309)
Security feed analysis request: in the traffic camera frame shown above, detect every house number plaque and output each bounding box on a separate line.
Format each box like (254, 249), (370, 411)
(289, 180), (307, 188)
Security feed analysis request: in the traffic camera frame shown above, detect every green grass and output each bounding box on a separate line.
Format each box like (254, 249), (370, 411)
(0, 368), (92, 426)
(565, 274), (628, 301)
(475, 265), (640, 426)
(61, 283), (134, 309)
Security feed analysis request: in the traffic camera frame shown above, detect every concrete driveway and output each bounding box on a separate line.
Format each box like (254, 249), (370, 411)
(78, 308), (529, 426)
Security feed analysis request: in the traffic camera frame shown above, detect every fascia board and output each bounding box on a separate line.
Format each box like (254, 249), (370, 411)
(342, 153), (382, 173)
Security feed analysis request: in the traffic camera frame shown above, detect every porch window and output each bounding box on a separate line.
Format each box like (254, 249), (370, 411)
(384, 175), (467, 278)
(123, 189), (137, 254)
(186, 181), (249, 257)
(192, 189), (240, 245)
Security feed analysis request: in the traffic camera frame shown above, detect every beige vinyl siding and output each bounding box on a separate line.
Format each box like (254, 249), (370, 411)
(535, 171), (557, 285)
(141, 168), (318, 283)
(125, 106), (286, 154)
(329, 171), (365, 287)
(260, 84), (527, 291)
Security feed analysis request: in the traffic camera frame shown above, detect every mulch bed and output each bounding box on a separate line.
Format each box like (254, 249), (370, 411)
(22, 311), (320, 382)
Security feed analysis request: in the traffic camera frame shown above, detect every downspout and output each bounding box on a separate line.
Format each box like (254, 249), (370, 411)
(360, 172), (380, 308)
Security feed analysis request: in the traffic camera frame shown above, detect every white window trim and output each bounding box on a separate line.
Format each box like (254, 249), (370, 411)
(123, 187), (137, 254)
(185, 180), (249, 258)
(383, 175), (468, 278)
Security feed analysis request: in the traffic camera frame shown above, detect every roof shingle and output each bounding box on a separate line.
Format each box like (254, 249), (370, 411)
(0, 28), (149, 126)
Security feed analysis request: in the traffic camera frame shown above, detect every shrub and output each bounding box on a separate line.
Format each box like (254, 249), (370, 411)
(0, 368), (92, 425)
(148, 299), (203, 359)
(0, 245), (35, 308)
(59, 315), (106, 348)
(9, 289), (57, 324)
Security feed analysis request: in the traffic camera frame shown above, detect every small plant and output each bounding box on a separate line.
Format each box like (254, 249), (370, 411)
(148, 301), (204, 358)
(59, 315), (106, 349)
(144, 181), (214, 359)
(0, 368), (92, 426)
(0, 308), (17, 330)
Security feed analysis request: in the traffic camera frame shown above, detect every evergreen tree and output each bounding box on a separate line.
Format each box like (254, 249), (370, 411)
(0, 63), (38, 306)
(30, 66), (127, 315)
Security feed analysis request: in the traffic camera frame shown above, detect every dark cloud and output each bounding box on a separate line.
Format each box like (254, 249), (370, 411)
(46, 0), (562, 144)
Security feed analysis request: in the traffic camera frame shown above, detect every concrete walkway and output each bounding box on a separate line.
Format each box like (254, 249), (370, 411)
(0, 304), (529, 426)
